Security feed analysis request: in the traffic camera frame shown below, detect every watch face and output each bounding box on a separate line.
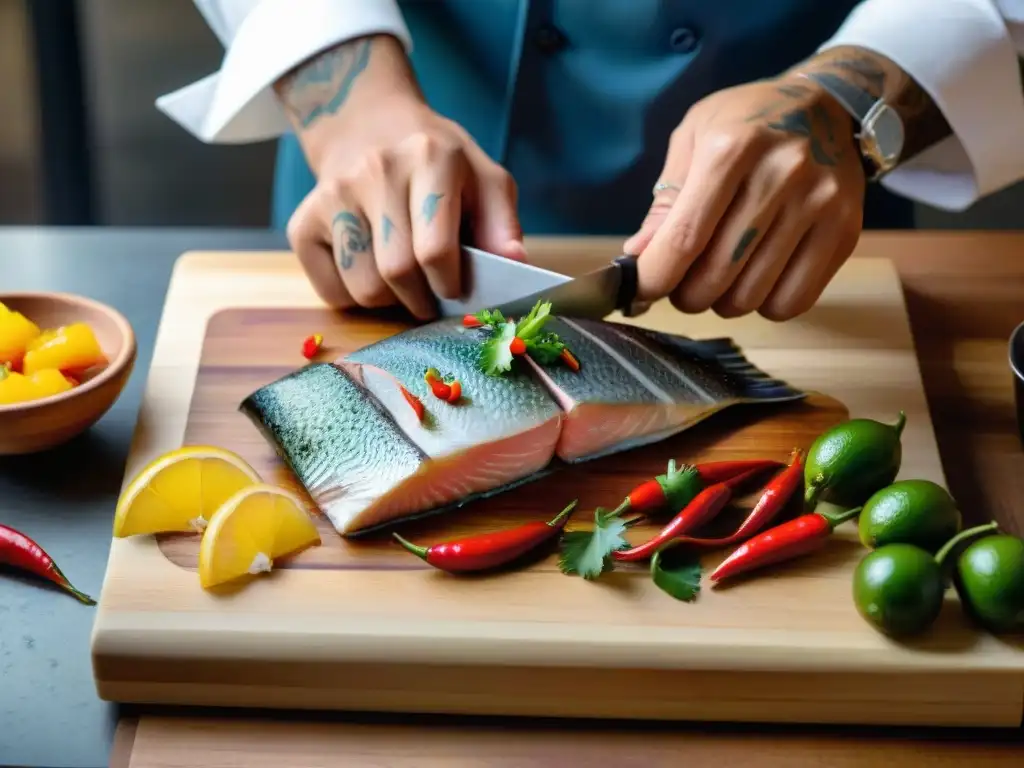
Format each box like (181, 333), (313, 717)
(863, 103), (905, 169)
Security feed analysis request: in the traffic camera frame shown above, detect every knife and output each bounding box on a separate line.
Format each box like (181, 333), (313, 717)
(436, 245), (644, 321)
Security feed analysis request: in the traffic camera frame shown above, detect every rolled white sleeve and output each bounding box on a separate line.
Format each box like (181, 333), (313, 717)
(820, 0), (1024, 211)
(156, 0), (412, 144)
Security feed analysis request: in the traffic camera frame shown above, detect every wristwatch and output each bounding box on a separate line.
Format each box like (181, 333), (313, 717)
(798, 72), (905, 181)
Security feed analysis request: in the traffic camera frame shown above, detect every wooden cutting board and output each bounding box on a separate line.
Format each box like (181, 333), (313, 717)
(90, 243), (1024, 729)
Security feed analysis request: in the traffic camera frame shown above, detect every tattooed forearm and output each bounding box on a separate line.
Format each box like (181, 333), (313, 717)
(421, 193), (444, 224)
(332, 211), (371, 269)
(795, 45), (952, 161)
(277, 39), (372, 130)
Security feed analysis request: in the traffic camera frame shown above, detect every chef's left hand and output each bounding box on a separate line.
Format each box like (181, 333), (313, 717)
(625, 75), (866, 321)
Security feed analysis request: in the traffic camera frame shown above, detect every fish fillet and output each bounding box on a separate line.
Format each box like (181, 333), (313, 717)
(240, 317), (804, 535)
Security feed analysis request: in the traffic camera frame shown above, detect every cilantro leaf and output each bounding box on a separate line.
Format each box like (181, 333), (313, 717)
(525, 332), (565, 365)
(650, 543), (703, 602)
(478, 321), (517, 376)
(514, 300), (553, 341)
(558, 508), (629, 580)
(474, 308), (506, 328)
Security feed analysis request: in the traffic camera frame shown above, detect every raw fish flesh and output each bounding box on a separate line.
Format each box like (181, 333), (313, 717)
(240, 317), (805, 535)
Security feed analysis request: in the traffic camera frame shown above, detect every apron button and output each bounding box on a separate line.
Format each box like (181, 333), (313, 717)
(534, 24), (567, 54)
(669, 27), (699, 54)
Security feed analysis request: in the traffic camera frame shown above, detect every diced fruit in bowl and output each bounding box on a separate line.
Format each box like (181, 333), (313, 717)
(0, 368), (75, 405)
(22, 322), (107, 376)
(0, 300), (41, 370)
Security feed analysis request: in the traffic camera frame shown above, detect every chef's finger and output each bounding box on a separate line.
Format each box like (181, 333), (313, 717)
(409, 150), (467, 300)
(635, 131), (758, 302)
(287, 188), (354, 309)
(361, 174), (437, 321)
(465, 161), (528, 263)
(330, 203), (397, 309)
(711, 203), (811, 318)
(758, 221), (846, 322)
(623, 123), (695, 256)
(669, 143), (815, 313)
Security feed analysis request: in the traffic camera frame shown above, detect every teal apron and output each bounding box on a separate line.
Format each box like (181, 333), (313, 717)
(271, 0), (913, 233)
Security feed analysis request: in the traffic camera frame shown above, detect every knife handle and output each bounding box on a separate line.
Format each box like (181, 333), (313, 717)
(613, 254), (646, 317)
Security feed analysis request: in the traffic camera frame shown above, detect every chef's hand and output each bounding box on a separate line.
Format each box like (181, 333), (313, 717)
(274, 35), (525, 320)
(625, 75), (865, 321)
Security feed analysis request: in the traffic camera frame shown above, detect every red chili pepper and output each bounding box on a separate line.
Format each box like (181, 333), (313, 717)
(509, 336), (527, 356)
(424, 368), (462, 403)
(398, 385), (424, 422)
(709, 505), (862, 584)
(637, 450), (804, 552)
(0, 524), (95, 605)
(560, 348), (580, 372)
(446, 380), (462, 403)
(392, 500), (577, 572)
(301, 333), (323, 360)
(610, 460), (703, 518)
(695, 458), (784, 486)
(613, 482), (735, 562)
(463, 314), (483, 328)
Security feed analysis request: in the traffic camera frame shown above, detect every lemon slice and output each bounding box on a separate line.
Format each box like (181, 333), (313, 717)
(113, 445), (262, 537)
(198, 483), (321, 589)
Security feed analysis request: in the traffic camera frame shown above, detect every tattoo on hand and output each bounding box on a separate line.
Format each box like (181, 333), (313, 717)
(767, 108), (837, 166)
(382, 215), (394, 244)
(278, 39), (372, 129)
(421, 193), (444, 224)
(732, 227), (759, 264)
(332, 211), (371, 270)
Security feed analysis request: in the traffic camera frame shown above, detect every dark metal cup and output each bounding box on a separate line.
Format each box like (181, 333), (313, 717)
(1012, 321), (1024, 447)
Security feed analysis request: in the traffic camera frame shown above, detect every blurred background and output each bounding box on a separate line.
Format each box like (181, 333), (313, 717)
(1, 0), (1021, 230)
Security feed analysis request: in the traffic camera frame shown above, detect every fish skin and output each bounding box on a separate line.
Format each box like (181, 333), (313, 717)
(343, 319), (563, 457)
(240, 317), (805, 535)
(239, 362), (425, 533)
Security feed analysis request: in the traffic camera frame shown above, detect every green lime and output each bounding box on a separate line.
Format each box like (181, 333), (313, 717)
(858, 479), (961, 553)
(805, 412), (905, 510)
(852, 544), (945, 637)
(953, 534), (1024, 633)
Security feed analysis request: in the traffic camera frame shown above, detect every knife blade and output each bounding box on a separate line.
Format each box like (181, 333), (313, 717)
(437, 246), (642, 321)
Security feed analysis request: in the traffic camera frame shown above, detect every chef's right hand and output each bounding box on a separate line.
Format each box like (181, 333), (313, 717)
(275, 34), (526, 320)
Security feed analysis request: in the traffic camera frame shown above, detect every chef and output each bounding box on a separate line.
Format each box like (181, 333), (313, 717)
(158, 0), (1024, 322)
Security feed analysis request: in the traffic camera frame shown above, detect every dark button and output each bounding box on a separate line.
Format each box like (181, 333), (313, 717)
(669, 26), (699, 54)
(534, 23), (567, 54)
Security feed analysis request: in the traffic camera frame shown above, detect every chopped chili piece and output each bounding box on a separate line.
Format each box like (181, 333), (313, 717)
(301, 333), (323, 360)
(695, 458), (783, 486)
(0, 523), (95, 605)
(709, 505), (862, 584)
(509, 336), (527, 356)
(398, 385), (425, 422)
(462, 314), (483, 328)
(560, 348), (580, 372)
(446, 380), (462, 403)
(393, 500), (577, 573)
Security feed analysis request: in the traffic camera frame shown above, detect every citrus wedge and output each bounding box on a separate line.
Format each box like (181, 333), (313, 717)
(113, 445), (262, 537)
(198, 483), (321, 589)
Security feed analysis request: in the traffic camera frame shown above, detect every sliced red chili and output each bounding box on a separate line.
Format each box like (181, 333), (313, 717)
(392, 500), (577, 573)
(301, 333), (323, 360)
(509, 336), (527, 356)
(399, 385), (425, 422)
(446, 380), (462, 403)
(0, 524), (95, 605)
(462, 314), (483, 328)
(560, 348), (580, 372)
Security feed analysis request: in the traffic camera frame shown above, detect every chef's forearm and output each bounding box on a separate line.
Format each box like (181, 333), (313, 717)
(273, 34), (422, 170)
(791, 45), (952, 164)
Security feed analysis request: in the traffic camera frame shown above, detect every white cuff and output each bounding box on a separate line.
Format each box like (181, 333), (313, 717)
(156, 0), (412, 144)
(820, 0), (1024, 211)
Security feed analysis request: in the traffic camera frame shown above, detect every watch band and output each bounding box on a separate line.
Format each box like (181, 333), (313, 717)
(800, 71), (877, 123)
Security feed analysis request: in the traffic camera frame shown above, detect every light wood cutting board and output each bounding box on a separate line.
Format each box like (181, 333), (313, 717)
(90, 242), (1024, 729)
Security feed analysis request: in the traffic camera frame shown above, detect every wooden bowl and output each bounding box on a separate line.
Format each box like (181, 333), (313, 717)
(0, 292), (136, 455)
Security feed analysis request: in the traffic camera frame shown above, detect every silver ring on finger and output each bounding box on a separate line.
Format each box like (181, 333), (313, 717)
(652, 181), (682, 197)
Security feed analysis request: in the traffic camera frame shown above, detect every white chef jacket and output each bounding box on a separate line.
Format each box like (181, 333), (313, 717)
(156, 0), (1024, 212)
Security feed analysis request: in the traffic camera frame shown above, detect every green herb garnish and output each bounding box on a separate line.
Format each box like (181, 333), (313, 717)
(558, 508), (630, 580)
(476, 300), (575, 376)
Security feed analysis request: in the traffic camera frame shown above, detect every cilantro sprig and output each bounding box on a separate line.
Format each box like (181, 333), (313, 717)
(557, 507), (629, 580)
(475, 300), (574, 376)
